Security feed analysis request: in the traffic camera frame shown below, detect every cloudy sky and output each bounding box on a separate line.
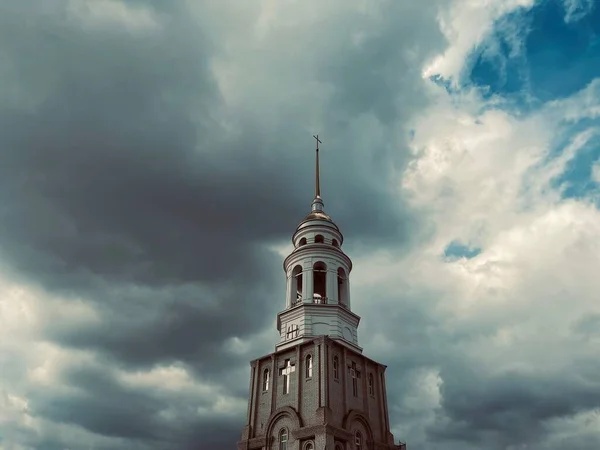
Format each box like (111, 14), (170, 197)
(1, 0), (600, 449)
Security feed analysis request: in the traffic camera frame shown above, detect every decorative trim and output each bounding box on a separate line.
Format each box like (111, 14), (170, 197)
(318, 344), (322, 408)
(283, 245), (352, 274)
(292, 424), (325, 440)
(296, 346), (301, 411)
(302, 440), (316, 450)
(265, 406), (303, 440)
(342, 347), (347, 413)
(270, 355), (276, 414)
(342, 410), (374, 443)
(325, 424), (353, 440)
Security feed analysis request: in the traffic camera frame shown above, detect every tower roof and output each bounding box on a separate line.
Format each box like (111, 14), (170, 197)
(296, 196), (339, 231)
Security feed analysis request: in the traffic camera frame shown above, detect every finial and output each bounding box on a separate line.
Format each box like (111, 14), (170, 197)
(313, 134), (322, 199)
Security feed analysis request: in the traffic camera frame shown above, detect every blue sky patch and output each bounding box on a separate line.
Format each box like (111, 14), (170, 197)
(551, 128), (600, 198)
(467, 0), (600, 106)
(443, 241), (482, 261)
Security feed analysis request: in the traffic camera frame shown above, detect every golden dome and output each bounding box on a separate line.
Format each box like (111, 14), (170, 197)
(296, 207), (340, 232)
(303, 210), (332, 222)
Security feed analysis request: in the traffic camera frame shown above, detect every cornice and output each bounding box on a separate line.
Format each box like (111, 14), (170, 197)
(295, 218), (340, 233)
(292, 222), (344, 245)
(283, 244), (353, 273)
(276, 303), (361, 324)
(248, 336), (394, 367)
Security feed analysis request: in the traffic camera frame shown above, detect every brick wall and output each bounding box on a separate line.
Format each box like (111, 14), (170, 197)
(241, 336), (402, 450)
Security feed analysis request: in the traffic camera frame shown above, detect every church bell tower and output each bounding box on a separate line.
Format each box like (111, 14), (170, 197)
(238, 137), (406, 450)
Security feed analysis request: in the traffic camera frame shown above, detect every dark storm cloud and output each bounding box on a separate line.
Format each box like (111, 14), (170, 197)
(0, 0), (291, 390)
(0, 10), (284, 289)
(27, 361), (243, 448)
(0, 0), (426, 297)
(0, 1), (453, 449)
(44, 285), (268, 372)
(5, 2), (597, 450)
(430, 360), (600, 448)
(358, 278), (600, 450)
(37, 367), (164, 440)
(0, 0), (435, 372)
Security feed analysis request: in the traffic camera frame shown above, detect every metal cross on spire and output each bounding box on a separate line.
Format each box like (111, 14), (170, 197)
(313, 134), (322, 150)
(313, 134), (322, 198)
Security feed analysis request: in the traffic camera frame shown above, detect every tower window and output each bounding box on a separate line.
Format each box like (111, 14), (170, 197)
(368, 373), (374, 396)
(337, 267), (347, 307)
(262, 369), (269, 391)
(315, 234), (324, 243)
(355, 431), (363, 450)
(286, 324), (299, 340)
(292, 265), (303, 306)
(332, 239), (339, 247)
(313, 261), (327, 302)
(333, 356), (339, 380)
(279, 428), (288, 450)
(298, 237), (307, 246)
(305, 354), (313, 378)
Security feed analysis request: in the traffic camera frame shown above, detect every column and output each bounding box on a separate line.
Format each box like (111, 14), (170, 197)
(346, 277), (352, 310)
(377, 366), (387, 440)
(270, 355), (277, 414)
(285, 272), (293, 308)
(361, 356), (369, 416)
(296, 346), (301, 411)
(318, 343), (322, 408)
(381, 370), (391, 432)
(303, 265), (314, 303)
(342, 347), (348, 414)
(248, 363), (256, 432)
(327, 269), (337, 304)
(323, 342), (329, 408)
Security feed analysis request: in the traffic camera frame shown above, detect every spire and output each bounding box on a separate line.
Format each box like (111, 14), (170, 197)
(313, 134), (322, 199)
(312, 135), (325, 213)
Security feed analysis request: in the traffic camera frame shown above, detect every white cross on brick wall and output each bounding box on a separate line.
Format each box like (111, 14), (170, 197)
(279, 359), (295, 394)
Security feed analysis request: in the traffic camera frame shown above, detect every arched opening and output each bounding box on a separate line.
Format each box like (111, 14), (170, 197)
(313, 262), (327, 303)
(305, 354), (313, 378)
(332, 238), (339, 247)
(263, 369), (269, 391)
(315, 234), (324, 243)
(355, 431), (363, 450)
(292, 265), (303, 306)
(298, 237), (307, 247)
(279, 428), (288, 450)
(305, 442), (314, 450)
(337, 268), (347, 306)
(335, 444), (343, 450)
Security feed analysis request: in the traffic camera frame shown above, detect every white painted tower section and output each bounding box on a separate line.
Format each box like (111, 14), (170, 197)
(276, 138), (362, 353)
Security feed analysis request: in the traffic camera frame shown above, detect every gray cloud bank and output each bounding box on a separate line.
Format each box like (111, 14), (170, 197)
(2, 1), (598, 450)
(0, 1), (445, 448)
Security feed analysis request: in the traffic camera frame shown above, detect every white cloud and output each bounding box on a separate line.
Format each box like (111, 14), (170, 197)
(349, 4), (600, 435)
(547, 78), (600, 123)
(422, 0), (535, 83)
(562, 0), (595, 23)
(592, 161), (600, 184)
(354, 67), (600, 447)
